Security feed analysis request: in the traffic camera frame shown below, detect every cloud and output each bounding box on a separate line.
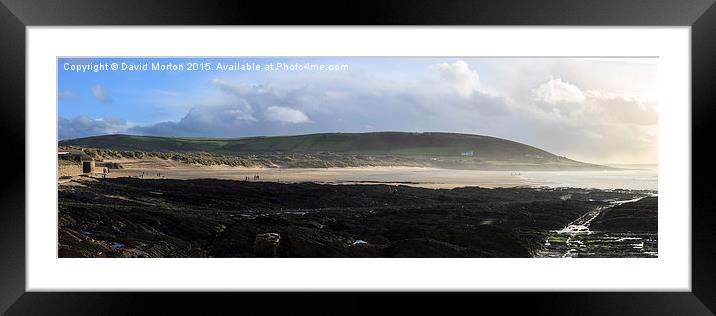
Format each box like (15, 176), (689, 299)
(532, 78), (585, 105)
(152, 89), (183, 97)
(583, 91), (657, 126)
(132, 103), (257, 137)
(529, 79), (656, 126)
(92, 84), (111, 103)
(517, 78), (657, 163)
(429, 60), (481, 96)
(265, 106), (309, 123)
(210, 78), (266, 96)
(58, 90), (79, 100)
(131, 66), (508, 138)
(58, 116), (131, 140)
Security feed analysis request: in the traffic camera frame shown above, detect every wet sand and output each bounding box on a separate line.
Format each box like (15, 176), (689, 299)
(101, 158), (526, 189)
(96, 158), (657, 190)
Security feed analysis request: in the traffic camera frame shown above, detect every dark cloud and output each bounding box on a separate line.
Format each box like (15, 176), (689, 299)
(131, 104), (257, 137)
(129, 64), (510, 138)
(58, 116), (130, 140)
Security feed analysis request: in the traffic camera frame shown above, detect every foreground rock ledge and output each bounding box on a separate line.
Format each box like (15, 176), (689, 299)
(58, 177), (657, 258)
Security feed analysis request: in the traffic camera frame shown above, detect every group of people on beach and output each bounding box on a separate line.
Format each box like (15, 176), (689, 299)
(137, 172), (164, 179)
(245, 175), (261, 181)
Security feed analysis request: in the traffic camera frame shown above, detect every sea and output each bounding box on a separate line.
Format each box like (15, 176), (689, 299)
(515, 164), (657, 191)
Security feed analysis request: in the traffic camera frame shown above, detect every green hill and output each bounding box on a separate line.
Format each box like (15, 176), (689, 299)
(59, 132), (607, 169)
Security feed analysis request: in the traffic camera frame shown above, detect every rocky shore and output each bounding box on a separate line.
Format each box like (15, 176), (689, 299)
(58, 177), (656, 258)
(590, 196), (658, 232)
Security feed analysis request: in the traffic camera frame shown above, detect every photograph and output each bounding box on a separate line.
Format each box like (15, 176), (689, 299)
(25, 25), (691, 294)
(3, 0), (714, 313)
(56, 57), (658, 258)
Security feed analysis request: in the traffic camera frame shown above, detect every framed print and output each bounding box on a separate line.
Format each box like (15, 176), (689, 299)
(2, 0), (716, 314)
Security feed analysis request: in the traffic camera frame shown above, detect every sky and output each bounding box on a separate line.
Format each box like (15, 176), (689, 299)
(57, 57), (658, 164)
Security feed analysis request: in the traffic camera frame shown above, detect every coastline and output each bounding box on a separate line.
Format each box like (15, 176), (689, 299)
(97, 161), (528, 189)
(93, 158), (657, 190)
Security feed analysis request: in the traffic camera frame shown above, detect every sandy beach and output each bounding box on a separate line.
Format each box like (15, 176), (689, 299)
(100, 158), (527, 189)
(91, 158), (658, 190)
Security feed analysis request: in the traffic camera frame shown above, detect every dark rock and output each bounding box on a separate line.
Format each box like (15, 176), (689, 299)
(590, 197), (658, 233)
(254, 233), (281, 257)
(58, 178), (655, 258)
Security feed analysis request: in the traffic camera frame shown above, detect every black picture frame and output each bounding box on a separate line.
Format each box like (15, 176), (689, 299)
(1, 0), (714, 314)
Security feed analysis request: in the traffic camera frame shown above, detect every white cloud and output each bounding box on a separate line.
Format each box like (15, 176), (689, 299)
(58, 90), (78, 100)
(583, 91), (657, 126)
(532, 78), (585, 104)
(529, 79), (656, 127)
(265, 106), (309, 124)
(152, 89), (183, 97)
(92, 84), (111, 103)
(210, 79), (266, 96)
(518, 78), (658, 163)
(430, 60), (481, 96)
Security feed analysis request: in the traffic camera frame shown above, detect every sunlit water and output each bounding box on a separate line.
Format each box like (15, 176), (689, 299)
(327, 165), (658, 190)
(515, 165), (657, 191)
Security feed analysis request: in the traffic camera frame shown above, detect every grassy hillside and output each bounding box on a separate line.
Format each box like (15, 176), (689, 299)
(59, 132), (605, 168)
